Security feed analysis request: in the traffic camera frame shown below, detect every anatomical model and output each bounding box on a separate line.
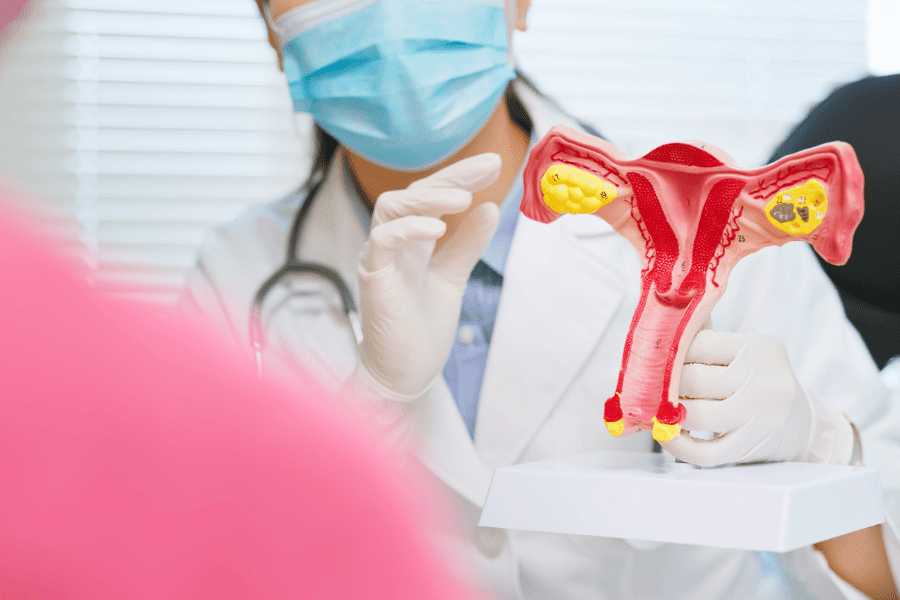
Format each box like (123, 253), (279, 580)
(519, 126), (864, 443)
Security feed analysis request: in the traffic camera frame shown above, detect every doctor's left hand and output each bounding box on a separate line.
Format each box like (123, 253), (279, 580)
(354, 154), (502, 401)
(663, 330), (855, 467)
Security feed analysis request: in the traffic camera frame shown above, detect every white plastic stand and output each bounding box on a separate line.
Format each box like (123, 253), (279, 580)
(479, 451), (883, 552)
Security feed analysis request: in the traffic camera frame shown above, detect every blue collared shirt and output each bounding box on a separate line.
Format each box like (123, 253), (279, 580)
(442, 159), (526, 438)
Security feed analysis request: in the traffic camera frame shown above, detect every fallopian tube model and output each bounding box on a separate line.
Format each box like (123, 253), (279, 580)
(520, 125), (864, 443)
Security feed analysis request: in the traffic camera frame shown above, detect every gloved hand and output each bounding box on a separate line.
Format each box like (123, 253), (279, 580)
(663, 330), (855, 467)
(353, 153), (502, 401)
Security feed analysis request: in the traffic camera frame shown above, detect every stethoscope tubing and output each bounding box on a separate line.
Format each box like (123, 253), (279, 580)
(248, 168), (362, 377)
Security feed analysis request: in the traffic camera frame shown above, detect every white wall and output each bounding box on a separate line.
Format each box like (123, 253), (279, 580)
(516, 0), (868, 167)
(868, 0), (900, 74)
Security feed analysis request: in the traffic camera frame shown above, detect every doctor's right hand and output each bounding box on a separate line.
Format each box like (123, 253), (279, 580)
(354, 153), (502, 401)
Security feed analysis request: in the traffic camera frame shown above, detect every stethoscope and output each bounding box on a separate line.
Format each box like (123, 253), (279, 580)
(248, 160), (363, 377)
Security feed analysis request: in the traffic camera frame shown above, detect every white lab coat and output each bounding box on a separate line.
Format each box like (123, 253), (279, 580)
(182, 79), (900, 600)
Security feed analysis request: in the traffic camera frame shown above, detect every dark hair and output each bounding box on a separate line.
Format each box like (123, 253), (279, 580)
(304, 126), (339, 201)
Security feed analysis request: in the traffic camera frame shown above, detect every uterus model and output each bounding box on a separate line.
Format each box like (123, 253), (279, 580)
(520, 126), (864, 443)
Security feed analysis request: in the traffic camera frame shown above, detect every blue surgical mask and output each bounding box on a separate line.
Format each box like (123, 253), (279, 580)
(274, 0), (517, 172)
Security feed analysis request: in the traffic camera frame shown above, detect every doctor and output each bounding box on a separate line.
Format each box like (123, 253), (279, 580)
(182, 0), (900, 598)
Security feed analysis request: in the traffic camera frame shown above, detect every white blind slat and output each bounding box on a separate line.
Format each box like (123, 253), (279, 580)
(0, 0), (307, 295)
(28, 11), (269, 40)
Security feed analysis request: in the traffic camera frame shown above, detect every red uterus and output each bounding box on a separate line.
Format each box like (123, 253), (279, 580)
(520, 126), (864, 442)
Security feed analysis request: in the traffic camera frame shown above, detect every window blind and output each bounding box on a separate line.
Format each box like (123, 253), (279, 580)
(0, 0), (308, 304)
(0, 0), (868, 304)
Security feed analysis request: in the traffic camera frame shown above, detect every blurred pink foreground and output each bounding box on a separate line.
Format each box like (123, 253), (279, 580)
(0, 202), (471, 598)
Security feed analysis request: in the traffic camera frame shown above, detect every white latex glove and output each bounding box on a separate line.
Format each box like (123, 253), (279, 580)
(663, 330), (855, 467)
(354, 154), (502, 401)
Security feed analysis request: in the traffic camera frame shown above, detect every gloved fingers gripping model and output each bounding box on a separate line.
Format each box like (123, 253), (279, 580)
(354, 153), (502, 401)
(664, 330), (854, 467)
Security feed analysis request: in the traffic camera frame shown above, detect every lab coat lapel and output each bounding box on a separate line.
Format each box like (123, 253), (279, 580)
(412, 380), (494, 508)
(475, 215), (628, 470)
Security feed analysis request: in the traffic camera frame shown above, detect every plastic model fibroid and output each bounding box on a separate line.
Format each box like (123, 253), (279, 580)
(520, 126), (864, 443)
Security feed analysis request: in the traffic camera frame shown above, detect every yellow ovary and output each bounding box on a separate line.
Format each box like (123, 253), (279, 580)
(540, 164), (617, 214)
(765, 179), (828, 236)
